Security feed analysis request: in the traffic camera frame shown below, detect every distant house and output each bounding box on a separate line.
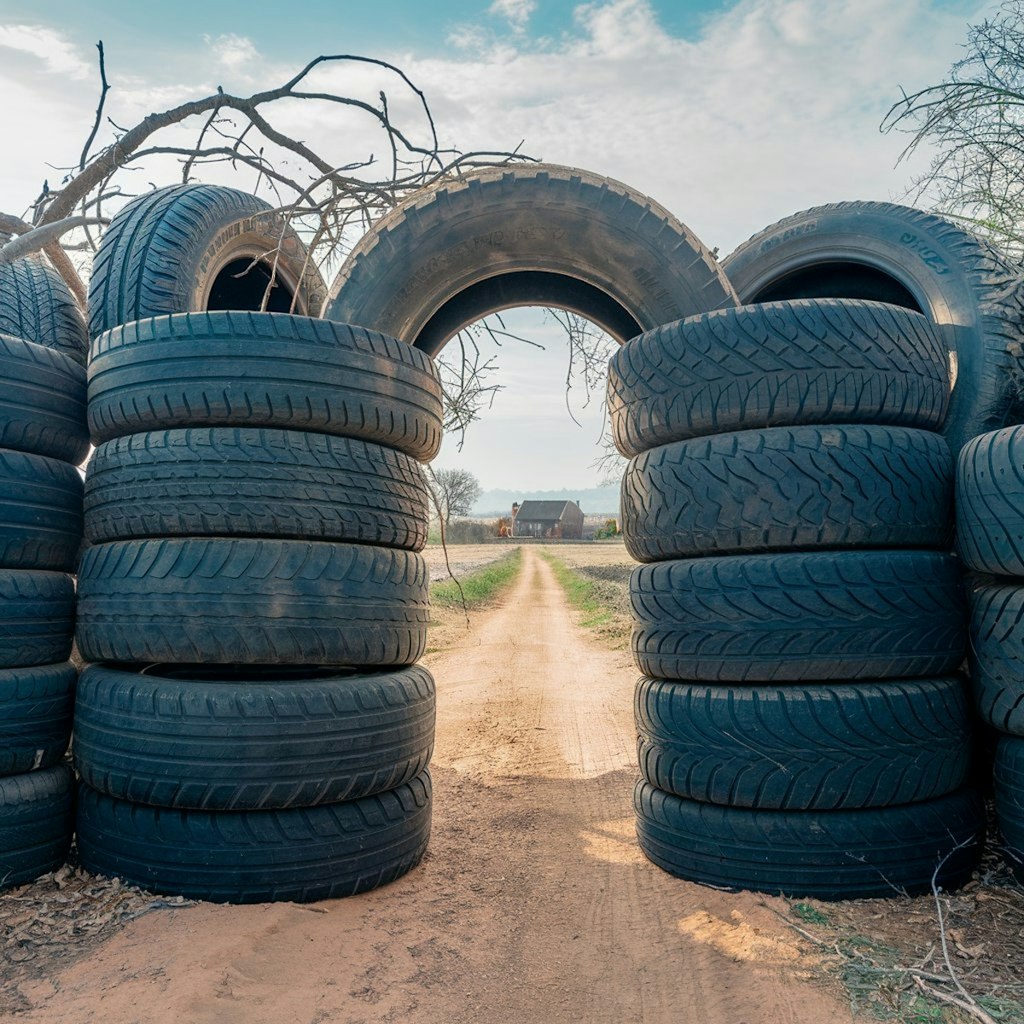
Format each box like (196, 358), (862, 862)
(512, 500), (584, 539)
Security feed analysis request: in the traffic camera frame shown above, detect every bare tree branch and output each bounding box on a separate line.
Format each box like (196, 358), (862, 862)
(79, 41), (110, 172)
(882, 0), (1024, 255)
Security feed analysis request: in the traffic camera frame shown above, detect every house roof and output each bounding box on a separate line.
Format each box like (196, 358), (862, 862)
(515, 500), (579, 522)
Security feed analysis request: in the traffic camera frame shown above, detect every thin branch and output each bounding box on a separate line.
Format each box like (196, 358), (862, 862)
(79, 41), (110, 172)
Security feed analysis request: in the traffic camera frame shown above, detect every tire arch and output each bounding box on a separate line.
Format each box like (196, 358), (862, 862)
(325, 164), (738, 354)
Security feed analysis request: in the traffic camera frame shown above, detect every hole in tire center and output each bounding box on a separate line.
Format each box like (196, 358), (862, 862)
(207, 257), (296, 314)
(750, 261), (924, 314)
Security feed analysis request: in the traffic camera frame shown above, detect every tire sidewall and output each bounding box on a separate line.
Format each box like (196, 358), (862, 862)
(193, 213), (328, 317)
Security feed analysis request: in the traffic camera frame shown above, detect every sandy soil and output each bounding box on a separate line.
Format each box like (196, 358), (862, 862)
(4, 547), (857, 1024)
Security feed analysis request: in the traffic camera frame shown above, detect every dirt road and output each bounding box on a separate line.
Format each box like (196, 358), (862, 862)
(10, 546), (855, 1024)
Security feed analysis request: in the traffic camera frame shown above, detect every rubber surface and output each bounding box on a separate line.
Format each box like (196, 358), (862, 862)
(75, 663), (435, 809)
(607, 299), (948, 458)
(326, 163), (737, 354)
(76, 772), (432, 903)
(0, 765), (74, 891)
(967, 581), (1024, 736)
(0, 570), (74, 668)
(994, 735), (1024, 878)
(0, 254), (87, 365)
(0, 334), (88, 464)
(0, 449), (82, 571)
(622, 425), (952, 562)
(88, 312), (443, 461)
(76, 538), (429, 667)
(0, 663), (75, 777)
(722, 201), (1024, 456)
(87, 183), (327, 336)
(636, 676), (971, 810)
(957, 426), (1024, 575)
(85, 428), (430, 549)
(631, 550), (965, 682)
(634, 781), (983, 899)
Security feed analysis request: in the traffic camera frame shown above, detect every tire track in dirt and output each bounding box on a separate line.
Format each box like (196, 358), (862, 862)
(7, 546), (858, 1024)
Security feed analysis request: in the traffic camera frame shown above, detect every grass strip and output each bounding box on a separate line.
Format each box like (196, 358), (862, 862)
(430, 547), (522, 609)
(539, 550), (632, 648)
(539, 551), (620, 631)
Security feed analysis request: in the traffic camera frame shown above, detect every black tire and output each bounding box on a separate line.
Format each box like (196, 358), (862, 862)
(76, 772), (432, 903)
(0, 766), (74, 891)
(634, 781), (983, 899)
(84, 428), (429, 550)
(607, 299), (948, 458)
(76, 538), (428, 667)
(326, 163), (737, 355)
(957, 426), (1024, 575)
(967, 581), (1024, 736)
(722, 202), (1024, 456)
(88, 312), (443, 461)
(622, 425), (952, 562)
(994, 735), (1024, 878)
(0, 334), (88, 465)
(636, 676), (971, 810)
(0, 570), (74, 668)
(631, 550), (965, 682)
(74, 663), (435, 809)
(0, 663), (75, 777)
(0, 450), (82, 572)
(87, 184), (328, 336)
(0, 254), (87, 365)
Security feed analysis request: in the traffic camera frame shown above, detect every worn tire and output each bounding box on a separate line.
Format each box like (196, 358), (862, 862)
(76, 772), (432, 903)
(957, 426), (1024, 575)
(622, 425), (952, 562)
(84, 428), (429, 549)
(631, 550), (965, 682)
(722, 202), (1024, 456)
(0, 450), (82, 572)
(88, 312), (443, 461)
(326, 163), (737, 354)
(994, 736), (1024, 878)
(0, 663), (75, 777)
(0, 254), (87, 365)
(607, 299), (948, 458)
(76, 538), (428, 667)
(0, 570), (74, 668)
(634, 781), (983, 899)
(967, 581), (1024, 736)
(0, 766), (74, 891)
(636, 676), (971, 810)
(75, 663), (435, 809)
(0, 335), (88, 465)
(87, 184), (327, 336)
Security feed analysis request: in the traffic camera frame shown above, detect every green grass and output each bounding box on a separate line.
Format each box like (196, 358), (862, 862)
(430, 548), (522, 610)
(539, 551), (618, 630)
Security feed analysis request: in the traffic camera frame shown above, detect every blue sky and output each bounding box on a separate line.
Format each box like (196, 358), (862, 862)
(0, 0), (996, 490)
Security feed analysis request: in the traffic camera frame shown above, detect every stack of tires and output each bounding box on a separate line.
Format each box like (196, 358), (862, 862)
(0, 253), (90, 890)
(957, 427), (1024, 882)
(68, 185), (444, 903)
(610, 298), (985, 898)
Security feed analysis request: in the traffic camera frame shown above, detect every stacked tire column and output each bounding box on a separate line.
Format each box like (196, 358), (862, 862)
(73, 310), (444, 903)
(0, 332), (89, 888)
(610, 298), (985, 898)
(957, 427), (1024, 882)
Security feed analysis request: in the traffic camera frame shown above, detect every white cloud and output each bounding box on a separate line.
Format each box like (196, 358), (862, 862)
(203, 33), (260, 72)
(0, 24), (92, 79)
(490, 0), (538, 34)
